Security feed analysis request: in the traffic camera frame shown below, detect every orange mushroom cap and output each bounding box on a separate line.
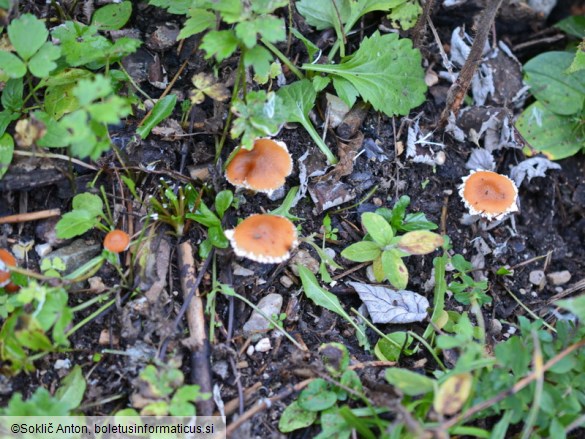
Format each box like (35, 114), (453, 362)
(104, 230), (130, 253)
(458, 170), (519, 220)
(224, 214), (299, 264)
(225, 138), (293, 195)
(0, 249), (16, 288)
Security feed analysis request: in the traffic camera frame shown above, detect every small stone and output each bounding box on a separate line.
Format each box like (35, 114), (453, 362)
(98, 329), (119, 346)
(35, 243), (52, 258)
(41, 239), (101, 275)
(242, 293), (284, 338)
(233, 263), (255, 277)
(188, 165), (210, 181)
(280, 276), (293, 288)
(290, 250), (319, 275)
(254, 337), (272, 353)
(547, 271), (571, 286)
(54, 359), (71, 370)
(89, 276), (107, 294)
(211, 360), (229, 380)
(147, 23), (180, 51)
(246, 345), (255, 357)
(490, 319), (502, 335)
(529, 270), (546, 288)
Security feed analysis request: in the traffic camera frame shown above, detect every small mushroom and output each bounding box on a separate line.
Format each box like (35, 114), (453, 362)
(103, 230), (130, 253)
(0, 249), (16, 288)
(225, 138), (293, 195)
(459, 170), (519, 220)
(224, 214), (299, 264)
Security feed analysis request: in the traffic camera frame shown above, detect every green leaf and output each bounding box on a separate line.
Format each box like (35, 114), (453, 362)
(516, 101), (584, 160)
(567, 42), (585, 74)
(341, 241), (381, 262)
(43, 68), (94, 87)
(8, 13), (48, 61)
(137, 94), (177, 139)
(382, 249), (408, 289)
(178, 9), (215, 40)
(388, 1), (421, 30)
(243, 45), (273, 78)
(92, 1), (132, 30)
(557, 294), (585, 321)
(148, 0), (191, 14)
(0, 110), (19, 138)
(44, 84), (79, 120)
(296, 0), (350, 30)
(28, 42), (61, 78)
(277, 79), (338, 164)
(398, 231), (443, 255)
(1, 78), (23, 112)
(319, 342), (350, 377)
(215, 190), (233, 219)
(72, 192), (104, 217)
(208, 226), (228, 249)
(555, 16), (585, 39)
(361, 212), (394, 246)
(374, 331), (413, 362)
(298, 378), (337, 411)
(201, 30), (239, 62)
(303, 31), (427, 117)
(2, 388), (70, 416)
(0, 51), (27, 78)
(55, 210), (99, 239)
(74, 75), (113, 106)
(298, 265), (358, 330)
(385, 368), (435, 396)
(55, 365), (86, 411)
(279, 401), (317, 432)
(291, 28), (320, 61)
(0, 133), (14, 180)
(52, 22), (112, 67)
(524, 51), (585, 116)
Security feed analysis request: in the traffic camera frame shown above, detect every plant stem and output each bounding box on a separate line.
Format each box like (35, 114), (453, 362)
(215, 57), (243, 163)
(65, 298), (116, 337)
(300, 118), (338, 164)
(261, 39), (304, 80)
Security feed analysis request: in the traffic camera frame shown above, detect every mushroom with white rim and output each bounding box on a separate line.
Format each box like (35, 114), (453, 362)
(459, 170), (519, 220)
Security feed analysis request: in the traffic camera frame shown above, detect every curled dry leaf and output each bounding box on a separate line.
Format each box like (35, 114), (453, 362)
(433, 372), (473, 416)
(347, 281), (429, 324)
(398, 231), (444, 255)
(190, 72), (230, 105)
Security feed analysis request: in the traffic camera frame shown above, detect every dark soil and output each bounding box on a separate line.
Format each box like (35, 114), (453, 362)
(1, 1), (584, 437)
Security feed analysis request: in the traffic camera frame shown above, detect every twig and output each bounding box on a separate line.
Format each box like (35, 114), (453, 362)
(13, 150), (98, 171)
(0, 208), (61, 224)
(436, 338), (585, 431)
(438, 0), (505, 128)
(412, 0), (436, 49)
(226, 379), (313, 436)
(176, 242), (214, 416)
(221, 382), (263, 417)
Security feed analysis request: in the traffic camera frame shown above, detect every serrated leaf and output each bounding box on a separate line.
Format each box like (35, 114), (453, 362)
(524, 51), (585, 116)
(74, 75), (113, 106)
(0, 133), (14, 180)
(178, 9), (215, 40)
(45, 84), (79, 120)
(191, 73), (230, 102)
(348, 281), (428, 323)
(27, 42), (61, 78)
(1, 78), (23, 112)
(243, 45), (273, 77)
(8, 13), (48, 61)
(296, 0), (350, 31)
(516, 101), (584, 160)
(382, 250), (408, 289)
(0, 51), (26, 78)
(148, 0), (191, 14)
(361, 212), (394, 246)
(567, 43), (585, 74)
(56, 210), (99, 239)
(385, 368), (435, 396)
(388, 1), (421, 30)
(91, 1), (132, 31)
(137, 94), (177, 139)
(341, 241), (381, 262)
(398, 231), (443, 255)
(303, 31), (426, 116)
(201, 30), (239, 62)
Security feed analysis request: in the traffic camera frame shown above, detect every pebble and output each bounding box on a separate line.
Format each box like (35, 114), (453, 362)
(529, 270), (546, 288)
(211, 360), (229, 380)
(41, 239), (101, 275)
(547, 271), (571, 286)
(54, 359), (71, 370)
(35, 243), (52, 258)
(280, 275), (293, 288)
(254, 337), (272, 353)
(490, 319), (502, 335)
(246, 345), (255, 357)
(242, 293), (284, 338)
(290, 250), (319, 275)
